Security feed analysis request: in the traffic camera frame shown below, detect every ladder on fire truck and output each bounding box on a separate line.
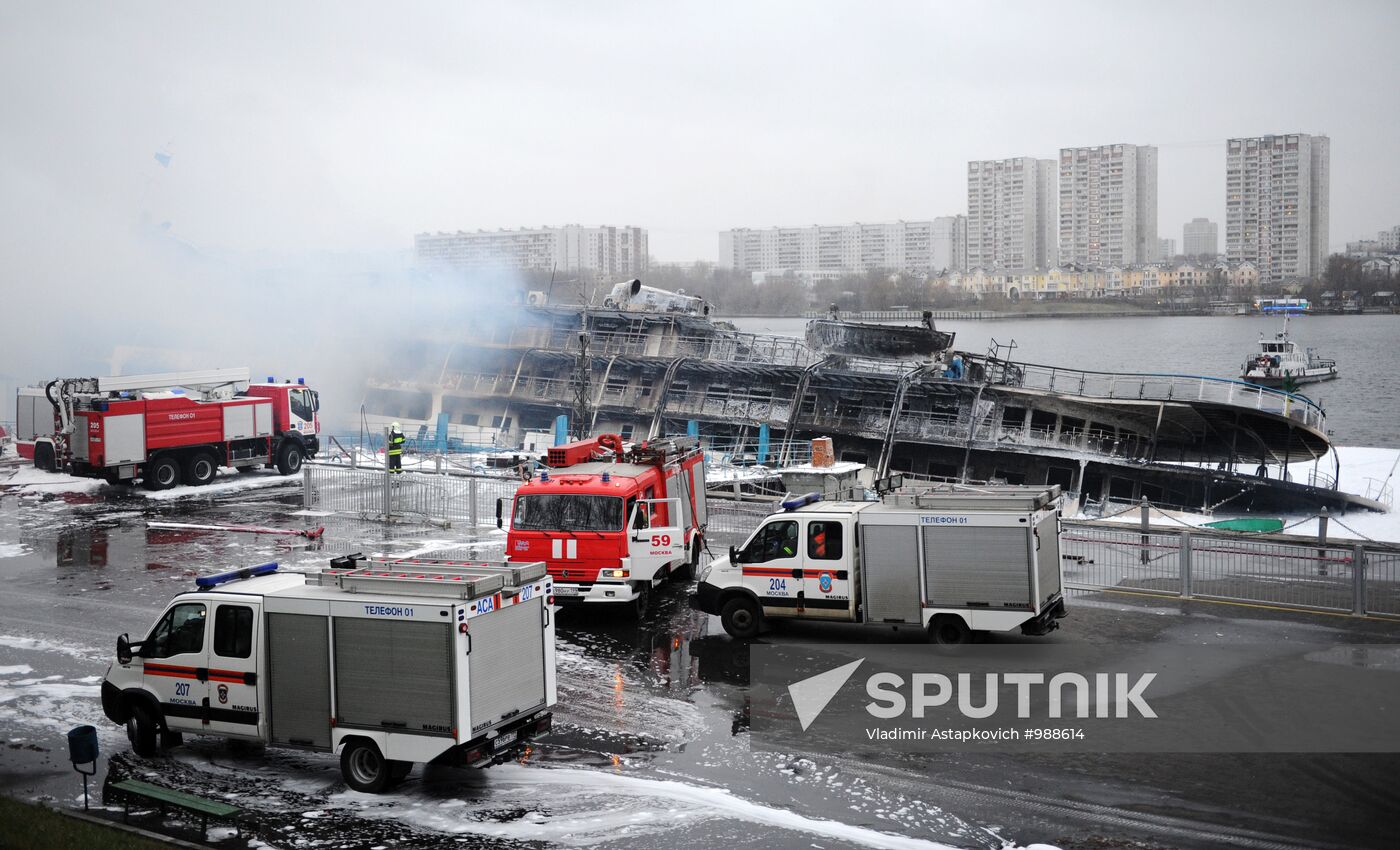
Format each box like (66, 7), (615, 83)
(313, 554), (547, 599)
(45, 368), (253, 455)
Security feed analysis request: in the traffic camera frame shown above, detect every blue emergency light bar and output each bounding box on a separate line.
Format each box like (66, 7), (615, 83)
(196, 562), (279, 589)
(781, 492), (821, 511)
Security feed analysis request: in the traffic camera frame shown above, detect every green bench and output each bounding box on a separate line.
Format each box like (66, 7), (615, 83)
(109, 778), (243, 839)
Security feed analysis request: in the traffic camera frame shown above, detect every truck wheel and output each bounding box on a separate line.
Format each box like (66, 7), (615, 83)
(630, 582), (651, 621)
(34, 443), (57, 473)
(276, 442), (304, 475)
(144, 455), (181, 491)
(928, 615), (971, 646)
(183, 452), (219, 486)
(341, 740), (391, 793)
(720, 596), (762, 639)
(126, 705), (158, 756)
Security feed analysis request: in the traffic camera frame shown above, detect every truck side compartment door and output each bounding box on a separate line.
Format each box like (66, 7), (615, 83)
(736, 518), (801, 612)
(138, 601), (210, 733)
(206, 601), (261, 736)
(631, 497), (683, 580)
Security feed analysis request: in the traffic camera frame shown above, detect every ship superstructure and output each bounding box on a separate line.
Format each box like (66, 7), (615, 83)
(364, 283), (1379, 513)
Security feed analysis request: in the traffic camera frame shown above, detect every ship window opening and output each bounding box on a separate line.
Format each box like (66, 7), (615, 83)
(890, 456), (914, 473)
(619, 424), (635, 441)
(926, 462), (957, 479)
(513, 494), (625, 532)
(1046, 466), (1075, 490)
(840, 451), (868, 465)
(1000, 406), (1027, 428)
(1030, 410), (1057, 431)
(458, 413), (480, 426)
(993, 469), (1027, 485)
(1108, 478), (1135, 500)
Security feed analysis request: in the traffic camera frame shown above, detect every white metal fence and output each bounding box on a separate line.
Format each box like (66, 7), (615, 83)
(303, 463), (520, 529)
(1061, 519), (1400, 619)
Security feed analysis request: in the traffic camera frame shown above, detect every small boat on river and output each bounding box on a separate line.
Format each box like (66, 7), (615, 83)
(805, 306), (954, 358)
(1240, 317), (1338, 388)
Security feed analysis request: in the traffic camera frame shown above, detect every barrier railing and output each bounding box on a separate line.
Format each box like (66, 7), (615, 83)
(1061, 518), (1400, 619)
(984, 360), (1327, 431)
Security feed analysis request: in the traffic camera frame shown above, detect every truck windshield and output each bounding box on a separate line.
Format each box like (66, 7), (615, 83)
(513, 494), (624, 532)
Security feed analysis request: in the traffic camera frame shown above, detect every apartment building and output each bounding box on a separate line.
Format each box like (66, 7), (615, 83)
(966, 157), (1058, 271)
(1225, 134), (1330, 283)
(718, 220), (944, 278)
(1183, 217), (1219, 257)
(414, 225), (648, 277)
(1057, 144), (1159, 267)
(931, 215), (967, 273)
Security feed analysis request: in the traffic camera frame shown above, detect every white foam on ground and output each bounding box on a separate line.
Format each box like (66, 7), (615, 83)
(0, 465), (104, 495)
(0, 634), (102, 662)
(140, 471), (298, 501)
(0, 665), (34, 675)
(0, 542), (29, 558)
(344, 763), (990, 849)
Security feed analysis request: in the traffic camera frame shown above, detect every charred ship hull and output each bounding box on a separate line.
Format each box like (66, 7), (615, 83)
(363, 291), (1381, 514)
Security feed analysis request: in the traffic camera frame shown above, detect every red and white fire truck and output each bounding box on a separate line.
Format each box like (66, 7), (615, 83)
(19, 368), (320, 489)
(501, 434), (708, 617)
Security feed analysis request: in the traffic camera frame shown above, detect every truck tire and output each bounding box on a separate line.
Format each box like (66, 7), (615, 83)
(34, 442), (57, 473)
(183, 452), (219, 486)
(144, 455), (181, 491)
(720, 596), (762, 639)
(630, 582), (651, 621)
(341, 740), (392, 793)
(928, 615), (971, 646)
(276, 442), (304, 475)
(126, 704), (158, 756)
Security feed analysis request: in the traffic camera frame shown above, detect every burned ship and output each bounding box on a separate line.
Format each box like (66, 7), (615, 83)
(364, 280), (1384, 513)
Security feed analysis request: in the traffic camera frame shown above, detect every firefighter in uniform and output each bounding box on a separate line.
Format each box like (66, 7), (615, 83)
(388, 422), (406, 474)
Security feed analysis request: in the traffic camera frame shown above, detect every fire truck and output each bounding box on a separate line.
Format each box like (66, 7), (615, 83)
(23, 367), (320, 489)
(501, 434), (708, 618)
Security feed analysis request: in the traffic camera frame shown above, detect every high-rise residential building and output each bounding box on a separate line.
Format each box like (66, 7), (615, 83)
(1183, 217), (1219, 257)
(1158, 238), (1177, 261)
(931, 215), (967, 273)
(1057, 144), (1159, 267)
(1378, 226), (1400, 252)
(414, 225), (648, 277)
(1225, 134), (1330, 283)
(718, 220), (946, 279)
(966, 157), (1058, 271)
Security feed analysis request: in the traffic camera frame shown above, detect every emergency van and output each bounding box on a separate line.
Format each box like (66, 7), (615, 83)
(100, 556), (555, 792)
(690, 485), (1067, 643)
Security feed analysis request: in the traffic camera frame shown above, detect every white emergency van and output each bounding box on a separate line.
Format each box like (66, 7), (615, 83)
(690, 485), (1066, 643)
(101, 555), (556, 792)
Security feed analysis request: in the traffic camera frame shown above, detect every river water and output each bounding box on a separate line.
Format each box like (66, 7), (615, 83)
(730, 314), (1399, 449)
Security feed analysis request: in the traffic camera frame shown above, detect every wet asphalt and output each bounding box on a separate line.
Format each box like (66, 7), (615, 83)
(1, 470), (1398, 850)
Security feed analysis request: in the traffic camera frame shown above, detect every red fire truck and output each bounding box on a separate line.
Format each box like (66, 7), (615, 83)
(25, 368), (320, 489)
(501, 434), (708, 618)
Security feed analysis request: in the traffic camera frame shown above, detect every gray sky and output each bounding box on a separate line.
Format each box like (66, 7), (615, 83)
(2, 0), (1398, 269)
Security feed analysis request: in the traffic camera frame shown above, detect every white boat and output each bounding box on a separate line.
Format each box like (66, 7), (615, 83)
(1240, 316), (1338, 388)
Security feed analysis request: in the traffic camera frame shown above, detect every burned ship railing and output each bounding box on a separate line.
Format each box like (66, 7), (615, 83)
(984, 361), (1327, 431)
(553, 328), (815, 366)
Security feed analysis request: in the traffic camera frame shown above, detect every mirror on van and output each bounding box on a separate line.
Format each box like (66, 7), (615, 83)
(116, 633), (132, 665)
(728, 544), (738, 565)
(495, 497), (504, 529)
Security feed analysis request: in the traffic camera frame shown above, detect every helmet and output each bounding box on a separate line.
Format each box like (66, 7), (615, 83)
(391, 421), (401, 430)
